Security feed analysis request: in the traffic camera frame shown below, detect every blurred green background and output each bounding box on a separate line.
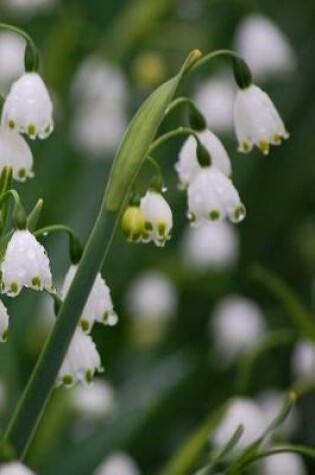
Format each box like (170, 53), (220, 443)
(0, 0), (315, 474)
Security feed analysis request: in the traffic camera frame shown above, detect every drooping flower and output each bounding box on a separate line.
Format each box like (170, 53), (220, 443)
(233, 84), (289, 154)
(0, 300), (9, 342)
(210, 295), (266, 362)
(94, 452), (141, 475)
(1, 230), (52, 296)
(176, 129), (232, 188)
(292, 339), (315, 381)
(0, 462), (36, 475)
(57, 328), (103, 387)
(181, 221), (239, 271)
(260, 450), (307, 475)
(234, 14), (296, 82)
(0, 32), (25, 94)
(140, 191), (173, 246)
(121, 205), (145, 243)
(0, 128), (33, 180)
(212, 398), (265, 451)
(187, 166), (245, 225)
(62, 265), (118, 334)
(2, 72), (54, 139)
(71, 379), (116, 420)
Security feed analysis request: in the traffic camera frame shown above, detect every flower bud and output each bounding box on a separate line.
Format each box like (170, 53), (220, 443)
(121, 205), (145, 243)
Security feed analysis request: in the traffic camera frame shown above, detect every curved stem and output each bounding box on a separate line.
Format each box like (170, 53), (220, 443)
(35, 224), (83, 264)
(189, 48), (241, 73)
(148, 126), (202, 155)
(146, 156), (164, 190)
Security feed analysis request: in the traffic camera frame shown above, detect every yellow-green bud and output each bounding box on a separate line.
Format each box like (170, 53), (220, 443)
(121, 206), (145, 243)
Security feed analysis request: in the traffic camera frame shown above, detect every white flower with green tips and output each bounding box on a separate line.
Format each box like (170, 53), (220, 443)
(0, 462), (36, 475)
(176, 129), (232, 188)
(57, 328), (103, 387)
(1, 229), (52, 296)
(140, 191), (173, 246)
(187, 167), (245, 225)
(233, 84), (289, 154)
(0, 128), (33, 180)
(2, 72), (54, 139)
(62, 265), (118, 334)
(0, 300), (9, 342)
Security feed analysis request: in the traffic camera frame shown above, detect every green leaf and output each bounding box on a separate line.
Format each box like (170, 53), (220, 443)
(104, 49), (202, 212)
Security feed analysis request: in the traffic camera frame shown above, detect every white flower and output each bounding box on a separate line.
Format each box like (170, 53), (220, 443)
(176, 129), (232, 188)
(57, 328), (103, 387)
(259, 451), (307, 475)
(0, 32), (25, 94)
(3, 0), (56, 16)
(71, 379), (116, 420)
(181, 221), (239, 271)
(140, 191), (173, 246)
(62, 265), (117, 334)
(0, 300), (9, 342)
(234, 14), (296, 82)
(2, 72), (54, 139)
(257, 390), (299, 439)
(233, 84), (289, 154)
(193, 71), (235, 134)
(187, 166), (245, 225)
(94, 452), (141, 475)
(210, 295), (266, 362)
(0, 128), (34, 181)
(1, 230), (52, 296)
(0, 462), (36, 475)
(126, 271), (177, 322)
(126, 271), (177, 347)
(212, 398), (265, 450)
(70, 55), (128, 158)
(292, 339), (315, 381)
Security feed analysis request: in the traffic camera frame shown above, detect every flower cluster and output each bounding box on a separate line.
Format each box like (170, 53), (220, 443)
(121, 59), (288, 245)
(0, 53), (118, 389)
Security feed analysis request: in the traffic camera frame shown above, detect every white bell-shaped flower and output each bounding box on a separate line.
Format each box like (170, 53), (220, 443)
(187, 166), (245, 225)
(210, 295), (266, 362)
(260, 451), (307, 475)
(0, 462), (36, 475)
(0, 32), (25, 94)
(2, 72), (54, 139)
(292, 339), (315, 381)
(71, 379), (116, 420)
(233, 84), (289, 154)
(1, 230), (52, 296)
(234, 14), (296, 82)
(193, 71), (235, 134)
(181, 221), (239, 271)
(0, 128), (33, 181)
(140, 191), (173, 246)
(0, 299), (9, 342)
(62, 265), (118, 334)
(176, 129), (232, 188)
(212, 397), (265, 451)
(57, 328), (103, 387)
(94, 452), (141, 475)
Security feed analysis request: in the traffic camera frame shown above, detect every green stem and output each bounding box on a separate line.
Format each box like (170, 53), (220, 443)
(35, 224), (83, 264)
(3, 208), (119, 458)
(148, 126), (203, 155)
(164, 97), (206, 130)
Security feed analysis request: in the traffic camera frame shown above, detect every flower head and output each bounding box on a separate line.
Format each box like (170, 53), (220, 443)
(187, 167), (245, 225)
(94, 452), (141, 475)
(0, 32), (24, 94)
(233, 84), (289, 154)
(292, 339), (315, 381)
(57, 328), (103, 387)
(0, 300), (9, 342)
(71, 379), (116, 420)
(0, 462), (36, 475)
(1, 230), (52, 296)
(0, 128), (33, 180)
(140, 191), (173, 246)
(176, 129), (232, 188)
(62, 265), (118, 334)
(2, 72), (54, 139)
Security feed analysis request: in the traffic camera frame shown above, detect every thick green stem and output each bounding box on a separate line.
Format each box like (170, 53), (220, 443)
(4, 208), (119, 458)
